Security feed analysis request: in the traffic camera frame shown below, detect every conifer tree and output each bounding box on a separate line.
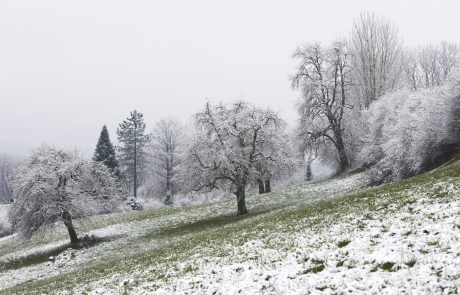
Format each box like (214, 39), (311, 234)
(93, 125), (119, 176)
(117, 110), (151, 198)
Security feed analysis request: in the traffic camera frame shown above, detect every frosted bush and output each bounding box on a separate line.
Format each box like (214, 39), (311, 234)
(359, 76), (460, 183)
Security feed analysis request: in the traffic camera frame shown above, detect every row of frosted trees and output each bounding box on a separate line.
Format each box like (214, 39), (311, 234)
(291, 13), (460, 184)
(102, 102), (296, 215)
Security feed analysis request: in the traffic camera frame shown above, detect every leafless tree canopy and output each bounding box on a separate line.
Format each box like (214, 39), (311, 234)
(148, 118), (184, 204)
(10, 146), (124, 243)
(184, 101), (287, 215)
(350, 13), (404, 108)
(0, 154), (19, 204)
(291, 42), (351, 172)
(404, 42), (460, 91)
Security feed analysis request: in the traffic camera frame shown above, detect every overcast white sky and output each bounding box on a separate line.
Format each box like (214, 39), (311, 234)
(1, 0), (459, 156)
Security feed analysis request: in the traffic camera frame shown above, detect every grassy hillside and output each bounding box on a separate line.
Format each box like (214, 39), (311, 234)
(1, 156), (459, 294)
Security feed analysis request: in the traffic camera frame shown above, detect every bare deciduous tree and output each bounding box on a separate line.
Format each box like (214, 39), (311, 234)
(0, 154), (19, 203)
(404, 42), (459, 91)
(10, 146), (124, 244)
(184, 101), (284, 215)
(148, 118), (184, 206)
(291, 42), (351, 172)
(350, 13), (404, 108)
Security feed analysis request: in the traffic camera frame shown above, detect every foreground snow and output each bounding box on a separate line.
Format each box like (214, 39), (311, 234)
(1, 163), (459, 294)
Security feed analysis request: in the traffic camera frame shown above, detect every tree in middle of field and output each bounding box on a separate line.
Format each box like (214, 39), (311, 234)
(184, 101), (287, 215)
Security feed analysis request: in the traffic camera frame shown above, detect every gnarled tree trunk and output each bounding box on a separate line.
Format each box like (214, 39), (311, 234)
(62, 210), (79, 244)
(235, 186), (248, 215)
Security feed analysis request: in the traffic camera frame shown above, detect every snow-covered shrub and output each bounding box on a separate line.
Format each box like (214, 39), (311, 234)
(360, 76), (460, 183)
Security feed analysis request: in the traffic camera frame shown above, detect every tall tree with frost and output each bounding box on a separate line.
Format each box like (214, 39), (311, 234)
(253, 118), (294, 194)
(291, 42), (351, 172)
(149, 118), (183, 206)
(0, 154), (19, 203)
(9, 146), (123, 244)
(93, 125), (119, 176)
(350, 13), (404, 108)
(184, 101), (284, 215)
(403, 42), (460, 91)
(117, 110), (151, 198)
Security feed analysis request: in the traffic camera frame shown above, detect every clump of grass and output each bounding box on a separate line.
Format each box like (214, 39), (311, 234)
(405, 257), (417, 268)
(427, 240), (439, 246)
(371, 261), (396, 272)
(402, 230), (412, 237)
(337, 239), (351, 248)
(303, 263), (325, 274)
(380, 262), (395, 271)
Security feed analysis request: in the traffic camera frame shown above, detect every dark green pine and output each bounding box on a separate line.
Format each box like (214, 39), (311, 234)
(94, 125), (119, 175)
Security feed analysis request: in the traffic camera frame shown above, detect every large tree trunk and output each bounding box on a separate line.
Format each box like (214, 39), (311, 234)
(336, 140), (349, 173)
(333, 128), (349, 173)
(62, 211), (79, 245)
(257, 179), (265, 194)
(236, 186), (248, 215)
(264, 179), (271, 193)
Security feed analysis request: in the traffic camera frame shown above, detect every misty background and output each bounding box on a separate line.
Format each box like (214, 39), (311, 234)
(1, 0), (459, 156)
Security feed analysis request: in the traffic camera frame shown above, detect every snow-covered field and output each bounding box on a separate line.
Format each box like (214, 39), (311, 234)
(1, 158), (460, 294)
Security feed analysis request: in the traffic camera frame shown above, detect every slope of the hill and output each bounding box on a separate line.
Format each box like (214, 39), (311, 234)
(1, 157), (459, 294)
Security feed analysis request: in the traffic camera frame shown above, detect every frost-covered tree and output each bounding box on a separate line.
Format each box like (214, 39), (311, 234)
(148, 118), (184, 206)
(350, 13), (404, 108)
(291, 41), (351, 172)
(403, 42), (459, 91)
(117, 110), (151, 198)
(252, 119), (294, 194)
(184, 101), (285, 215)
(94, 125), (119, 176)
(9, 146), (123, 244)
(0, 154), (19, 203)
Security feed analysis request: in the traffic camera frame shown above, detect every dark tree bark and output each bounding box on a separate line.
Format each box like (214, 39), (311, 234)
(235, 186), (248, 215)
(334, 133), (349, 173)
(62, 210), (79, 244)
(264, 179), (271, 193)
(257, 179), (265, 194)
(305, 162), (312, 181)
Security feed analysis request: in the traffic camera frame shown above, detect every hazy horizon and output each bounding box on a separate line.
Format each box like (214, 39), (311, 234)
(1, 0), (459, 156)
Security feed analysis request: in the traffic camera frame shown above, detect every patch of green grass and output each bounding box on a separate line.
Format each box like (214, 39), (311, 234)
(337, 239), (351, 248)
(380, 262), (395, 271)
(303, 263), (325, 274)
(405, 257), (417, 268)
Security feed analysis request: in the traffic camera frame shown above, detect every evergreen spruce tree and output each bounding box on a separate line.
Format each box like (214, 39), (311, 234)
(93, 125), (119, 176)
(117, 110), (151, 198)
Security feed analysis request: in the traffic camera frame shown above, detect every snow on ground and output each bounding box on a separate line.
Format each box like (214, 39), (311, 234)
(140, 198), (459, 294)
(1, 165), (459, 294)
